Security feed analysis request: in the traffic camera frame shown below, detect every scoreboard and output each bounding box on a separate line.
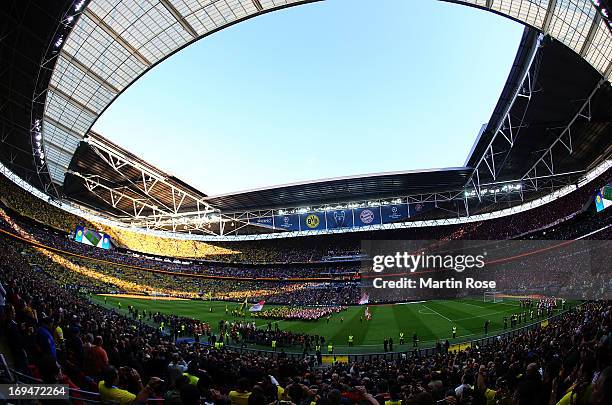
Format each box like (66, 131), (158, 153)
(595, 184), (612, 212)
(74, 226), (112, 250)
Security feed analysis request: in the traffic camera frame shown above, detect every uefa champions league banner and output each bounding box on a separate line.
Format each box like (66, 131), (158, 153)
(272, 214), (300, 231)
(325, 209), (354, 229)
(380, 203), (409, 223)
(354, 207), (382, 227)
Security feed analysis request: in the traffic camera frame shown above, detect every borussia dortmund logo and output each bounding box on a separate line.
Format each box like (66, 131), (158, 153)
(305, 214), (320, 229)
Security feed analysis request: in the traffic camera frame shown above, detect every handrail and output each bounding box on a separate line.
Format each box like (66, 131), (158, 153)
(0, 354), (13, 382)
(9, 368), (41, 383)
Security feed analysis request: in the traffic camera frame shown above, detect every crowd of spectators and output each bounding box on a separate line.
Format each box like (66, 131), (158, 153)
(0, 174), (87, 233)
(0, 213), (359, 304)
(0, 169), (608, 315)
(0, 239), (610, 405)
(0, 200), (609, 305)
(0, 202), (359, 280)
(527, 209), (611, 241)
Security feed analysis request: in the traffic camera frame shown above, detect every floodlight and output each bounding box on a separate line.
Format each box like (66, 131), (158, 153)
(74, 0), (85, 12)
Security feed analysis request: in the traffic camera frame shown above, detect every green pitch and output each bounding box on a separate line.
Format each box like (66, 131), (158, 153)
(92, 295), (568, 354)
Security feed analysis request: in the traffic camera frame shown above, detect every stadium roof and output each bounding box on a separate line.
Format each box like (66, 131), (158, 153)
(40, 0), (324, 186)
(1, 0), (611, 234)
(204, 167), (474, 211)
(61, 29), (611, 215)
(63, 132), (213, 218)
(36, 0), (612, 188)
(464, 29), (612, 185)
(62, 28), (611, 217)
(205, 27), (612, 212)
(0, 0), (74, 192)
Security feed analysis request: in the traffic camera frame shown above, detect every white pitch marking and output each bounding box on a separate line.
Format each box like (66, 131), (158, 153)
(420, 304), (453, 323)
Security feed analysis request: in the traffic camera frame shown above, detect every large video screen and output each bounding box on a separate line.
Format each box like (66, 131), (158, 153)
(595, 184), (612, 213)
(74, 226), (112, 250)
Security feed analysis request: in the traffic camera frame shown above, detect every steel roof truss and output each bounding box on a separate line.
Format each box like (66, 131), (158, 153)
(90, 146), (177, 214)
(86, 136), (216, 216)
(466, 34), (542, 187)
(79, 173), (153, 218)
(521, 79), (603, 182)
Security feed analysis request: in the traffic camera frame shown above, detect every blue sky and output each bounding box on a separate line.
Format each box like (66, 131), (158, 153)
(93, 0), (523, 196)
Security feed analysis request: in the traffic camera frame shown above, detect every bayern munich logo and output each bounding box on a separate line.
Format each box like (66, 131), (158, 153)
(360, 209), (375, 224)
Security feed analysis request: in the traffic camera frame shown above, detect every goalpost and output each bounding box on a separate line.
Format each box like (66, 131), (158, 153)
(483, 291), (504, 303)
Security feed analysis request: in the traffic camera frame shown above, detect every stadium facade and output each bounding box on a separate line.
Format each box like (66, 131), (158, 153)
(1, 0), (611, 239)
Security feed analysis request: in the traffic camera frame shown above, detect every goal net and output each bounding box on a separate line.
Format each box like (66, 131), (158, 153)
(483, 291), (504, 303)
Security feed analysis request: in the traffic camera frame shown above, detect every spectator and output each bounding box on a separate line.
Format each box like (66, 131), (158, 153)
(88, 335), (109, 377)
(98, 366), (161, 405)
(229, 378), (251, 405)
(36, 316), (57, 360)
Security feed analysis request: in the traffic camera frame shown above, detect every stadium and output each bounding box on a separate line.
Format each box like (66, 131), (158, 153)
(0, 0), (611, 404)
